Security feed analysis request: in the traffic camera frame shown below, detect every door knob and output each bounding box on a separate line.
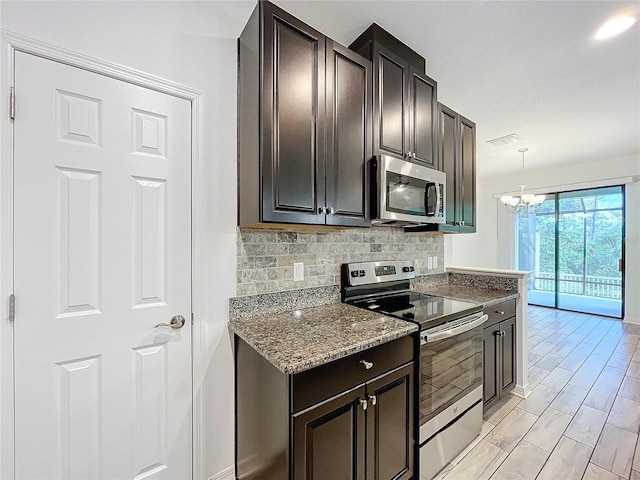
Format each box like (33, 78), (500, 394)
(155, 315), (186, 329)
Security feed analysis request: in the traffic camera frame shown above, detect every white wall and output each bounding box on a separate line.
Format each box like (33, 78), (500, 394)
(1, 1), (244, 477)
(447, 154), (640, 323)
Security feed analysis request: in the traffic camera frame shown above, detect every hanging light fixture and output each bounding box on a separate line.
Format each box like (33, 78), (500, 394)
(500, 148), (545, 215)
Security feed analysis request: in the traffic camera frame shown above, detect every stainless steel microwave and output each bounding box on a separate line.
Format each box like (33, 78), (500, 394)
(371, 155), (446, 226)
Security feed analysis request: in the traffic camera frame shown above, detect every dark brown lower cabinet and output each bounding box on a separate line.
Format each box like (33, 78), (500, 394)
(236, 335), (415, 480)
(483, 312), (516, 411)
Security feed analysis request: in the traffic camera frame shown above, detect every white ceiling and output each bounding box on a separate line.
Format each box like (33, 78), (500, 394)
(17, 0), (635, 178)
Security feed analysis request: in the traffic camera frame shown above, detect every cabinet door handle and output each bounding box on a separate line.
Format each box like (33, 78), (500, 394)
(359, 359), (373, 370)
(407, 151), (413, 159)
(358, 398), (368, 411)
(317, 206), (326, 214)
(368, 394), (377, 406)
(327, 207), (334, 215)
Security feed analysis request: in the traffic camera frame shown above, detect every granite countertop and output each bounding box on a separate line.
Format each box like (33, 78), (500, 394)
(414, 284), (518, 308)
(229, 302), (418, 375)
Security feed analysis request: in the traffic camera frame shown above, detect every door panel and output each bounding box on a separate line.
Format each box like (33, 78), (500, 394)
(377, 47), (407, 157)
(439, 105), (457, 228)
(367, 364), (414, 480)
(409, 68), (437, 169)
(261, 4), (325, 224)
(326, 42), (371, 227)
(14, 52), (192, 479)
(459, 116), (476, 230)
(500, 318), (516, 394)
(293, 386), (366, 480)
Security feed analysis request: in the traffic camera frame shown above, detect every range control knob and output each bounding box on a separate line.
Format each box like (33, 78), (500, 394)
(359, 270), (366, 277)
(350, 270), (359, 278)
(402, 266), (411, 273)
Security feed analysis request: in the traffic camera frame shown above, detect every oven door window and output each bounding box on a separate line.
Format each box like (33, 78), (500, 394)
(386, 172), (437, 217)
(419, 326), (483, 425)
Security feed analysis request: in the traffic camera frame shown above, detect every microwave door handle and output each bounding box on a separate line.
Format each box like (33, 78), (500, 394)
(435, 182), (441, 218)
(425, 182), (436, 216)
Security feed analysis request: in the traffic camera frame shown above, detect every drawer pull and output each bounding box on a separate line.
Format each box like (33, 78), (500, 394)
(368, 394), (377, 406)
(358, 398), (368, 411)
(495, 310), (505, 315)
(359, 359), (374, 370)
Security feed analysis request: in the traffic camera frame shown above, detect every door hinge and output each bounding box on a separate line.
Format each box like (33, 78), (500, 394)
(9, 87), (15, 120)
(8, 294), (15, 322)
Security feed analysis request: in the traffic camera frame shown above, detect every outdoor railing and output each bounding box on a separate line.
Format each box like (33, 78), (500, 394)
(533, 272), (622, 299)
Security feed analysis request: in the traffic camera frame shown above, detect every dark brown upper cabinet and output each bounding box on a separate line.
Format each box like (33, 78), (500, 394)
(439, 103), (476, 233)
(238, 1), (372, 227)
(350, 24), (438, 170)
(410, 103), (476, 234)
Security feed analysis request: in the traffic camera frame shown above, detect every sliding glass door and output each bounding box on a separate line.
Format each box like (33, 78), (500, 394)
(515, 186), (624, 318)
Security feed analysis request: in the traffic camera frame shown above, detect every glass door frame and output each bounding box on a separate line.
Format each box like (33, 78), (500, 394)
(522, 185), (626, 319)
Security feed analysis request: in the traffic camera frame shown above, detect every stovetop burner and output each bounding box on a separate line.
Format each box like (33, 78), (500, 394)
(341, 260), (481, 329)
(352, 291), (480, 328)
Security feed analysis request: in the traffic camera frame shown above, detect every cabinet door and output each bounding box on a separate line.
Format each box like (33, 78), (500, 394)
(409, 67), (438, 169)
(261, 2), (326, 224)
(438, 104), (459, 230)
(458, 115), (476, 232)
(500, 317), (516, 394)
(373, 45), (408, 158)
(482, 327), (499, 411)
(326, 41), (372, 227)
(292, 385), (366, 480)
(366, 364), (414, 480)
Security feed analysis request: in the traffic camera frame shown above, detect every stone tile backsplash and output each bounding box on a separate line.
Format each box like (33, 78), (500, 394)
(236, 227), (444, 296)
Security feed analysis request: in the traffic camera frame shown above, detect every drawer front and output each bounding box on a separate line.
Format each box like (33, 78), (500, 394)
(292, 335), (414, 413)
(484, 299), (516, 329)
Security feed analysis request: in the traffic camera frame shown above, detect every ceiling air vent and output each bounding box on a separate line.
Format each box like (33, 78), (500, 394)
(486, 133), (523, 146)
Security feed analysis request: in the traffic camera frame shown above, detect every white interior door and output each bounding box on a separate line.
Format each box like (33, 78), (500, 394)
(13, 51), (192, 479)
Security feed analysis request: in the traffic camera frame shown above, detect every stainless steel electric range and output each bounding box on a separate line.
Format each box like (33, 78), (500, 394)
(341, 260), (489, 480)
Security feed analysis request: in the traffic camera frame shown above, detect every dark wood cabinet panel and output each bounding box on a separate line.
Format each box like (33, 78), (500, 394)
(482, 326), (500, 411)
(377, 47), (407, 157)
(500, 317), (516, 394)
(326, 42), (372, 227)
(366, 364), (414, 480)
(260, 2), (325, 224)
(459, 115), (476, 231)
(483, 302), (517, 411)
(440, 105), (457, 229)
(238, 1), (371, 227)
(293, 386), (366, 480)
(268, 19), (323, 216)
(409, 67), (438, 169)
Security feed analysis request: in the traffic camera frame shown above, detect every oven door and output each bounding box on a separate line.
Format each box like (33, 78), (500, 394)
(418, 313), (487, 428)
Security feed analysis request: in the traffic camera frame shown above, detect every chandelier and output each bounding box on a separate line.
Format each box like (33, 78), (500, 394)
(500, 148), (545, 215)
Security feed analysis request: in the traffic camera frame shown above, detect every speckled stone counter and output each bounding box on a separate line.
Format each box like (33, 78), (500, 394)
(414, 284), (518, 308)
(228, 302), (418, 375)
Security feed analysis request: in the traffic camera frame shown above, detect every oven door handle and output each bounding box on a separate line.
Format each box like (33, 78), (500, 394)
(420, 313), (488, 344)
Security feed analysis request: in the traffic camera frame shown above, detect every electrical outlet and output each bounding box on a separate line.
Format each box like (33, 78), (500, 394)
(433, 256), (438, 269)
(427, 257), (433, 270)
(293, 262), (304, 281)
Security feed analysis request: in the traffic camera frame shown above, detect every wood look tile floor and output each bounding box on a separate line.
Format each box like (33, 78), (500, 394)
(432, 305), (640, 480)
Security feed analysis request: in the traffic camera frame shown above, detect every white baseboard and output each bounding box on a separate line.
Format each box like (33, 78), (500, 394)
(624, 317), (640, 325)
(512, 383), (532, 399)
(209, 465), (234, 480)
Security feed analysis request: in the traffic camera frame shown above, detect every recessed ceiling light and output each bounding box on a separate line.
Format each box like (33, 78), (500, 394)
(486, 134), (523, 147)
(594, 15), (637, 40)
